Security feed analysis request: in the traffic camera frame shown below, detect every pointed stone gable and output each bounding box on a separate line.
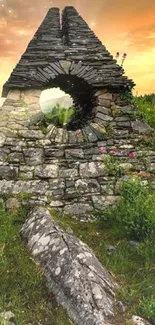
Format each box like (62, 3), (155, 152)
(2, 6), (135, 97)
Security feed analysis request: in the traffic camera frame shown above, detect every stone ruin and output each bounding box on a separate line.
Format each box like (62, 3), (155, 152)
(1, 6), (154, 217)
(0, 6), (154, 325)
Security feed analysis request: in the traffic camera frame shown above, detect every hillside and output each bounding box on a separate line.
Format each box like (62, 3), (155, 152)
(40, 95), (73, 113)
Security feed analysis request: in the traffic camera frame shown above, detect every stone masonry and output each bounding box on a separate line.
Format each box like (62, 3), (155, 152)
(0, 7), (155, 325)
(0, 87), (154, 219)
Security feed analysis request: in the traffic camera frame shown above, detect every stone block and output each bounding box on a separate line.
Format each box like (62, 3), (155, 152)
(92, 195), (117, 209)
(75, 179), (100, 193)
(80, 162), (106, 178)
(59, 168), (78, 179)
(21, 89), (41, 104)
(98, 98), (111, 108)
(96, 112), (113, 121)
(94, 89), (108, 97)
(120, 105), (134, 113)
(18, 129), (44, 139)
(0, 165), (18, 180)
(64, 203), (93, 215)
(98, 92), (112, 100)
(117, 121), (131, 127)
(131, 120), (152, 134)
(8, 152), (24, 163)
(0, 134), (6, 147)
(35, 164), (59, 178)
(45, 148), (64, 158)
(49, 179), (65, 189)
(23, 148), (44, 165)
(94, 106), (111, 115)
(115, 116), (130, 122)
(7, 89), (21, 101)
(65, 148), (84, 159)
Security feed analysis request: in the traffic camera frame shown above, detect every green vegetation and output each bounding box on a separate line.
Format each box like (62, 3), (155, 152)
(106, 179), (155, 241)
(53, 179), (155, 324)
(0, 204), (74, 325)
(43, 104), (75, 128)
(133, 93), (155, 130)
(103, 155), (122, 177)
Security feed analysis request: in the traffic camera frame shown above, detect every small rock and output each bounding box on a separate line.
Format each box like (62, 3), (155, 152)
(117, 300), (127, 313)
(6, 198), (21, 213)
(131, 121), (152, 134)
(0, 311), (16, 325)
(0, 133), (6, 147)
(129, 241), (140, 249)
(106, 245), (117, 254)
(131, 315), (152, 325)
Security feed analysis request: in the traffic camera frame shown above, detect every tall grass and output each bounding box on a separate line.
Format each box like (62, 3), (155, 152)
(133, 93), (155, 130)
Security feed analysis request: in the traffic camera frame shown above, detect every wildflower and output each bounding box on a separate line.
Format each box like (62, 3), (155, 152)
(100, 146), (107, 153)
(139, 171), (151, 178)
(129, 152), (135, 159)
(115, 52), (119, 58)
(112, 147), (118, 153)
(123, 53), (127, 58)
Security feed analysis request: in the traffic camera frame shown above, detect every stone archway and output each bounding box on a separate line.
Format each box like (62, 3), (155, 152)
(33, 61), (99, 130)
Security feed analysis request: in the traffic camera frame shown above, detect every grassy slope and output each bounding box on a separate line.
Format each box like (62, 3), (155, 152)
(0, 94), (155, 325)
(0, 205), (74, 325)
(53, 212), (155, 324)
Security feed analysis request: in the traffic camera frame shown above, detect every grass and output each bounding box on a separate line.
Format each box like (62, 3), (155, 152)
(0, 180), (154, 324)
(0, 204), (74, 325)
(53, 214), (155, 324)
(52, 180), (155, 324)
(133, 93), (155, 130)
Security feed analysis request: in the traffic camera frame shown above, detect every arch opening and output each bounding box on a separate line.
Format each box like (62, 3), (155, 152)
(39, 74), (97, 131)
(39, 86), (75, 128)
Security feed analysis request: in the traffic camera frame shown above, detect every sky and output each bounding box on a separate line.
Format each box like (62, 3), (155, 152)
(0, 0), (155, 99)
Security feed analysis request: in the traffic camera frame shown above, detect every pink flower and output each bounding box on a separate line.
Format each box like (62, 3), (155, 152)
(100, 146), (107, 153)
(129, 152), (135, 159)
(112, 147), (118, 153)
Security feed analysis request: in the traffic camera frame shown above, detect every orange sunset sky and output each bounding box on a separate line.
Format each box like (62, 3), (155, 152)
(0, 0), (155, 97)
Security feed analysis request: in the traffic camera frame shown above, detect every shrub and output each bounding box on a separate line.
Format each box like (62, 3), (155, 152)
(133, 94), (155, 130)
(44, 103), (75, 127)
(109, 179), (155, 241)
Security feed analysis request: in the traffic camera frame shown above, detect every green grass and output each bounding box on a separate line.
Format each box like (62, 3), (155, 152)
(52, 180), (155, 324)
(0, 179), (155, 324)
(133, 93), (155, 130)
(0, 205), (74, 325)
(53, 214), (155, 324)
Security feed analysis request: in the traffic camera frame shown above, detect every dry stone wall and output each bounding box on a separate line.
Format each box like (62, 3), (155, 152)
(0, 88), (154, 219)
(2, 6), (134, 97)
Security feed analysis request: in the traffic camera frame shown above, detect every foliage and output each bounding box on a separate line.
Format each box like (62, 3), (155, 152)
(43, 104), (75, 128)
(140, 136), (155, 151)
(139, 295), (155, 323)
(103, 155), (122, 177)
(108, 179), (155, 241)
(120, 85), (134, 103)
(133, 93), (155, 130)
(0, 204), (74, 325)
